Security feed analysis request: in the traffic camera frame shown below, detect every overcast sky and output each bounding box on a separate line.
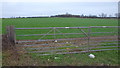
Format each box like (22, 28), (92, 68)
(1, 0), (119, 2)
(1, 0), (119, 18)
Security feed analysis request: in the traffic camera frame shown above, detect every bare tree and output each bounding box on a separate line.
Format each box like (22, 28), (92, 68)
(80, 14), (84, 17)
(114, 13), (118, 18)
(109, 15), (112, 17)
(119, 13), (120, 18)
(99, 13), (107, 18)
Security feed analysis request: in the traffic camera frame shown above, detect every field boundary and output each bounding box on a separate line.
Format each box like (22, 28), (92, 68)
(6, 26), (120, 56)
(6, 26), (119, 44)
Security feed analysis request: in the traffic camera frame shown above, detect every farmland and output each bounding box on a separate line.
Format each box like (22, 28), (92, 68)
(2, 18), (118, 40)
(2, 17), (119, 66)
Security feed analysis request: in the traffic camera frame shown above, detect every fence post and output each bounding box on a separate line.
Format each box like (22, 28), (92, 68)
(6, 25), (16, 45)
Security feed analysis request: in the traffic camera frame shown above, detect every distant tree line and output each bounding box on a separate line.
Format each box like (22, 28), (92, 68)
(10, 16), (50, 19)
(51, 13), (119, 19)
(4, 12), (120, 19)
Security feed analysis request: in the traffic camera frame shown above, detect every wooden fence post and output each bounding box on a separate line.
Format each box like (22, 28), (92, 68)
(6, 25), (16, 45)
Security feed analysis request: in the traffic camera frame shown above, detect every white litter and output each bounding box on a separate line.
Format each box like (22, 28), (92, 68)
(54, 57), (60, 59)
(76, 46), (79, 47)
(88, 54), (95, 58)
(103, 26), (106, 28)
(65, 27), (70, 28)
(54, 40), (57, 42)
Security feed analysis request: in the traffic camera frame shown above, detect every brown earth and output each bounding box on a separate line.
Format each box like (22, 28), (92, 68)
(17, 35), (118, 48)
(15, 35), (118, 55)
(2, 35), (40, 66)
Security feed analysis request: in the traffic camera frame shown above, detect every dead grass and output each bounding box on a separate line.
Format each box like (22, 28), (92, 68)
(2, 35), (40, 66)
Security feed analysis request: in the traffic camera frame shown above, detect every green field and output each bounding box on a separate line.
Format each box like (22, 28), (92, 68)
(2, 18), (119, 66)
(29, 50), (118, 66)
(2, 18), (118, 40)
